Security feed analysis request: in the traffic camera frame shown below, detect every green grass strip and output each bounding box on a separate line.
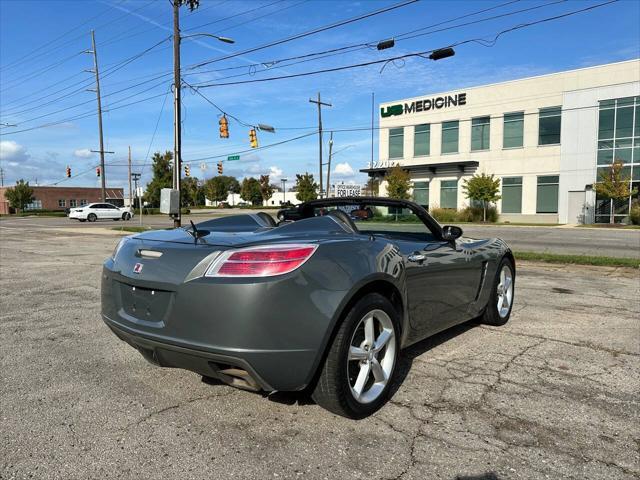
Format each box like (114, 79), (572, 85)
(112, 226), (154, 233)
(515, 251), (639, 268)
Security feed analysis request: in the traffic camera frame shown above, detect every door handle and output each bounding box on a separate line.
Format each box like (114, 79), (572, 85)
(407, 253), (426, 263)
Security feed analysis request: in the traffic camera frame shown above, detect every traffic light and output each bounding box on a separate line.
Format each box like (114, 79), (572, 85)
(66, 166), (71, 178)
(219, 115), (229, 138)
(249, 128), (258, 148)
(96, 167), (101, 177)
(217, 162), (223, 175)
(184, 164), (190, 177)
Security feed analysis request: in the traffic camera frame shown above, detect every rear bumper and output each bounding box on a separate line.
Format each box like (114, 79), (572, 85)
(103, 313), (324, 392)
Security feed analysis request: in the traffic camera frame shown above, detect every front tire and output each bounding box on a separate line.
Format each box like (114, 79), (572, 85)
(87, 213), (97, 222)
(480, 257), (515, 326)
(312, 293), (399, 418)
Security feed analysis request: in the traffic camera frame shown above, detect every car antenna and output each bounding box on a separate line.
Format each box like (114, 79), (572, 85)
(187, 220), (209, 244)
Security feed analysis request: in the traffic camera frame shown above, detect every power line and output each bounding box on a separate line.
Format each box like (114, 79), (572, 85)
(188, 0), (420, 70)
(193, 0), (619, 88)
(1, 36), (172, 118)
(181, 0), (570, 84)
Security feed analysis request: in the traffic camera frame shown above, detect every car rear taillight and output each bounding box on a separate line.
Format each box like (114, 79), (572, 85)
(205, 244), (317, 277)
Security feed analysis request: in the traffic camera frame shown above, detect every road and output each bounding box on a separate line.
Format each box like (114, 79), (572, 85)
(0, 223), (638, 479)
(1, 212), (639, 258)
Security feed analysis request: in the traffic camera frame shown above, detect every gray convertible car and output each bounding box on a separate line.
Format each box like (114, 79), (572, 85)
(101, 197), (515, 418)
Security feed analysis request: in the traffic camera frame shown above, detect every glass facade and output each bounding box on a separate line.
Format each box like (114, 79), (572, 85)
(414, 124), (430, 156)
(538, 106), (562, 145)
(471, 116), (490, 151)
(441, 121), (459, 154)
(536, 175), (559, 213)
(503, 112), (524, 148)
(24, 200), (42, 210)
(501, 177), (522, 214)
(389, 128), (404, 159)
(440, 180), (458, 209)
(413, 181), (429, 207)
(595, 96), (640, 223)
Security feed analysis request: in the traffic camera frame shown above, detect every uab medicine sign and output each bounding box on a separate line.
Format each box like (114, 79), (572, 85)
(381, 92), (467, 118)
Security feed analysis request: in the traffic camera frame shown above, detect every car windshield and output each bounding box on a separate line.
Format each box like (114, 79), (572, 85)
(309, 202), (438, 242)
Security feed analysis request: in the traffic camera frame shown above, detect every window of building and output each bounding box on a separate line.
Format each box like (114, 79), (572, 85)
(536, 176), (559, 214)
(69, 199), (77, 207)
(503, 111), (524, 148)
(441, 120), (459, 154)
(413, 181), (429, 208)
(58, 199), (66, 208)
(501, 177), (522, 214)
(440, 180), (457, 209)
(414, 124), (430, 156)
(538, 106), (562, 145)
(389, 128), (404, 159)
(80, 199), (88, 206)
(471, 116), (490, 151)
(24, 200), (42, 210)
(596, 96), (640, 222)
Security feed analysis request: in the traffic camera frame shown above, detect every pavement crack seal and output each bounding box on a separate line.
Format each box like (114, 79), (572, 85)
(478, 326), (640, 358)
(127, 390), (236, 429)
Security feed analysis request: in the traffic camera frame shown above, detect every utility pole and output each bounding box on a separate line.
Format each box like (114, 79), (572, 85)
(309, 92), (331, 198)
(128, 146), (133, 210)
(132, 173), (142, 227)
(326, 132), (334, 198)
(281, 178), (287, 204)
(0, 167), (4, 187)
(371, 92), (375, 168)
(87, 30), (107, 202)
(172, 0), (182, 228)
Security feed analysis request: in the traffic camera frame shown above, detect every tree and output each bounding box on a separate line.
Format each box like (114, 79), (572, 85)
(462, 173), (501, 222)
(593, 160), (637, 224)
(144, 151), (173, 207)
(204, 175), (239, 203)
(181, 177), (204, 207)
(4, 179), (34, 212)
(259, 175), (274, 203)
(363, 177), (380, 196)
(240, 177), (262, 205)
(295, 173), (318, 202)
(385, 164), (411, 200)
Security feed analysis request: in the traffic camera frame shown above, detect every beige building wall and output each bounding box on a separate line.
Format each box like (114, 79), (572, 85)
(373, 59), (640, 223)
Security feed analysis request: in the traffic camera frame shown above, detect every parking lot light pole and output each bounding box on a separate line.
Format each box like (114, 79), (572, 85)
(171, 0), (236, 228)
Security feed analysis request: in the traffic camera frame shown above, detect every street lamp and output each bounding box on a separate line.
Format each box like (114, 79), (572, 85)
(281, 178), (287, 204)
(181, 32), (235, 43)
(172, 0), (236, 228)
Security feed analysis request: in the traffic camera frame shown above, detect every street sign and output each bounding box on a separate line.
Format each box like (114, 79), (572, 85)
(200, 162), (207, 171)
(227, 155), (240, 161)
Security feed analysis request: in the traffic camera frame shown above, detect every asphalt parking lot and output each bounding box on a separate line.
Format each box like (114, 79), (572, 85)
(1, 227), (638, 480)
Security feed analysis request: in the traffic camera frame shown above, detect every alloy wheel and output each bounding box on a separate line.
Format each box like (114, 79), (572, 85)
(496, 265), (514, 318)
(347, 309), (396, 404)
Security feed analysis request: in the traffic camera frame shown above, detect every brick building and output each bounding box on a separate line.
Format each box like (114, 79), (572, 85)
(0, 186), (124, 214)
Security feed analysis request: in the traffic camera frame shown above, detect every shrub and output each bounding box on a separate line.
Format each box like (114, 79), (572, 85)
(457, 206), (498, 223)
(429, 207), (458, 223)
(630, 201), (640, 225)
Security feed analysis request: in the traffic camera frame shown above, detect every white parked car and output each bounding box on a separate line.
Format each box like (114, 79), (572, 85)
(68, 203), (134, 222)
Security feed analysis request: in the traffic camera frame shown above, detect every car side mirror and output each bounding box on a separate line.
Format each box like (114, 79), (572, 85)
(442, 225), (463, 242)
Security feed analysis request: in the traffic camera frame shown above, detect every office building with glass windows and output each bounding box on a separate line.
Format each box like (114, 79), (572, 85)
(363, 59), (640, 223)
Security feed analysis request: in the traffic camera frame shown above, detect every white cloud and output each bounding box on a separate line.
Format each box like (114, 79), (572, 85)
(268, 166), (283, 181)
(0, 140), (29, 162)
(74, 148), (94, 159)
(333, 162), (355, 177)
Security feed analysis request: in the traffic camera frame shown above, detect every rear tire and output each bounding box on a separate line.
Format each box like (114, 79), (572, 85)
(480, 257), (515, 326)
(312, 293), (399, 419)
(87, 213), (97, 222)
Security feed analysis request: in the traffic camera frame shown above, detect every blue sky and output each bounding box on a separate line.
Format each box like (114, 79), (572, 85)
(1, 0), (638, 192)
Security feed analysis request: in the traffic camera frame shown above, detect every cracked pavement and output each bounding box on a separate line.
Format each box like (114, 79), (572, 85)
(1, 228), (638, 480)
